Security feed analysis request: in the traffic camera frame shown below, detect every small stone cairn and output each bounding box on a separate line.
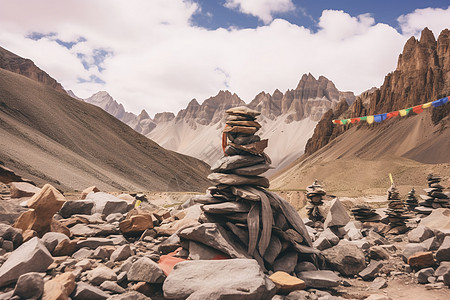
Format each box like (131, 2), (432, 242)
(351, 205), (380, 222)
(306, 180), (326, 225)
(385, 183), (410, 234)
(187, 106), (316, 272)
(419, 174), (449, 209)
(406, 187), (418, 210)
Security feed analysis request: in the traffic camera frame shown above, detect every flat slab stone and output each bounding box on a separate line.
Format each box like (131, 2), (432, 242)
(163, 259), (273, 299)
(207, 173), (269, 188)
(297, 270), (340, 288)
(0, 237), (53, 287)
(210, 155), (265, 172)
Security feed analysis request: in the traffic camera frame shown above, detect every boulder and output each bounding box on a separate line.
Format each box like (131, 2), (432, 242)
(14, 184), (66, 235)
(359, 261), (383, 281)
(10, 182), (40, 198)
(12, 272), (44, 299)
(407, 226), (434, 243)
(41, 272), (76, 300)
(324, 198), (350, 228)
(85, 192), (128, 216)
(435, 261), (450, 277)
(417, 267), (434, 284)
(127, 257), (165, 283)
(0, 223), (23, 248)
(110, 244), (133, 262)
(436, 236), (450, 262)
(59, 201), (94, 218)
(72, 282), (109, 300)
(322, 244), (366, 276)
(0, 237), (53, 287)
(420, 208), (450, 230)
(297, 270), (340, 288)
(163, 259), (274, 299)
(41, 232), (70, 253)
(87, 266), (117, 286)
(408, 251), (435, 267)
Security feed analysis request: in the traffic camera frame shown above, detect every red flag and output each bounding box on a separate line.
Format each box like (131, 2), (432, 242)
(412, 105), (423, 114)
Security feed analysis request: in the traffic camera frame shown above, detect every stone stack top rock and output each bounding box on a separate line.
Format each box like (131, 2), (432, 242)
(418, 174), (449, 211)
(406, 187), (419, 210)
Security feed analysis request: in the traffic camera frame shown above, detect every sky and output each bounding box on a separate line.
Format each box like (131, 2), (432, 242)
(0, 0), (449, 117)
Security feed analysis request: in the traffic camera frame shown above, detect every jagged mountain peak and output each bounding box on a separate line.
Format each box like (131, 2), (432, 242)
(154, 112), (175, 123)
(137, 109), (151, 120)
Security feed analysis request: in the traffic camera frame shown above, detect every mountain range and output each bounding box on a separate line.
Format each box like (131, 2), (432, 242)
(83, 74), (355, 172)
(0, 46), (210, 192)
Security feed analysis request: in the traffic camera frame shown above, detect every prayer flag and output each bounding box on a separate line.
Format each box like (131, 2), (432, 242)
(432, 97), (449, 107)
(341, 119), (348, 125)
(412, 105), (423, 114)
(422, 102), (432, 109)
(374, 113), (387, 123)
(367, 116), (374, 124)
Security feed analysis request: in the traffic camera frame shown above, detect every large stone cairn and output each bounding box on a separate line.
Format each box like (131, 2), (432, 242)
(419, 174), (449, 209)
(385, 183), (410, 233)
(406, 187), (418, 210)
(188, 106), (316, 272)
(306, 180), (326, 225)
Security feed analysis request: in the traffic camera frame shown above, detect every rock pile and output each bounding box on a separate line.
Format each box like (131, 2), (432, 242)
(185, 106), (316, 274)
(406, 187), (419, 210)
(306, 180), (326, 225)
(351, 205), (381, 222)
(419, 174), (450, 210)
(385, 183), (410, 234)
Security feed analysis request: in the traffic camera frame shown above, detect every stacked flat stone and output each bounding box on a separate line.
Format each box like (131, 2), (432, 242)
(306, 180), (326, 224)
(351, 205), (381, 222)
(406, 187), (418, 210)
(186, 106), (316, 272)
(419, 174), (449, 209)
(385, 183), (410, 232)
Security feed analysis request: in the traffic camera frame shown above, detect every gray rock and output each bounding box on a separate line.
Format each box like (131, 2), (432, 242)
(444, 269), (450, 287)
(0, 237), (53, 287)
(313, 236), (333, 251)
(370, 277), (387, 290)
(408, 226), (434, 243)
(2, 240), (13, 252)
(347, 227), (363, 241)
(297, 270), (340, 288)
(100, 280), (126, 294)
(59, 200), (94, 218)
(12, 272), (44, 299)
(110, 244), (132, 262)
(158, 233), (181, 255)
(359, 261), (383, 281)
(179, 223), (249, 259)
(436, 236), (450, 262)
(422, 236), (441, 251)
(72, 282), (109, 300)
(402, 243), (427, 262)
(105, 213), (124, 223)
(70, 224), (103, 237)
(417, 267), (434, 284)
(92, 247), (111, 260)
(87, 266), (117, 285)
(202, 201), (251, 214)
(72, 248), (94, 259)
(0, 224), (23, 248)
(339, 238), (370, 250)
(322, 244), (366, 276)
(273, 251), (298, 274)
(76, 237), (114, 249)
(86, 192), (129, 216)
(369, 246), (390, 260)
(210, 155), (265, 172)
(285, 290), (309, 300)
(435, 261), (450, 277)
(41, 232), (69, 253)
(324, 198), (350, 228)
(127, 257), (165, 283)
(321, 228), (340, 245)
(188, 241), (228, 260)
(106, 291), (148, 300)
(295, 261), (317, 273)
(10, 182), (40, 198)
(163, 259), (274, 299)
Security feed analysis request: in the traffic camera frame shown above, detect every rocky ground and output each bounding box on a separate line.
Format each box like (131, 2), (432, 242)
(0, 182), (449, 300)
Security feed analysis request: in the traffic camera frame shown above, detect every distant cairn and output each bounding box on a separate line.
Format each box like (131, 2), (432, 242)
(305, 180), (326, 226)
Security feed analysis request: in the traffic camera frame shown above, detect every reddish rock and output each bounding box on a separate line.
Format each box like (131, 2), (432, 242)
(9, 182), (40, 198)
(42, 272), (76, 300)
(119, 215), (153, 235)
(269, 271), (306, 294)
(408, 251), (436, 267)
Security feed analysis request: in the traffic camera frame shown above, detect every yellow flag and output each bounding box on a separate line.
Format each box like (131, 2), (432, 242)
(135, 200), (141, 208)
(367, 115), (374, 124)
(399, 109), (408, 117)
(389, 173), (393, 184)
(422, 102), (432, 109)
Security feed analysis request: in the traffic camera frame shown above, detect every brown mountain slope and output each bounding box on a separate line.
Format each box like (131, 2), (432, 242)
(0, 46), (64, 92)
(271, 110), (450, 196)
(0, 68), (210, 192)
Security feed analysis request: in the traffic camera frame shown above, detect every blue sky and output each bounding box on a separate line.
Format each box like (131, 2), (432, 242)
(0, 0), (449, 116)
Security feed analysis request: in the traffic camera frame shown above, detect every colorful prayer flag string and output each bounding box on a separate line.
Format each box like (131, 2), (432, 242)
(332, 97), (448, 125)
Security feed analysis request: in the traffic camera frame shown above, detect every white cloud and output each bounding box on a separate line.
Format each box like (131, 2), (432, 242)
(224, 0), (295, 24)
(0, 1), (448, 117)
(398, 6), (450, 37)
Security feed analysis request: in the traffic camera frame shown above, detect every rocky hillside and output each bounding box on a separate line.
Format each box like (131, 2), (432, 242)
(82, 75), (353, 171)
(272, 28), (450, 196)
(0, 45), (64, 92)
(0, 65), (210, 192)
(305, 28), (450, 157)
